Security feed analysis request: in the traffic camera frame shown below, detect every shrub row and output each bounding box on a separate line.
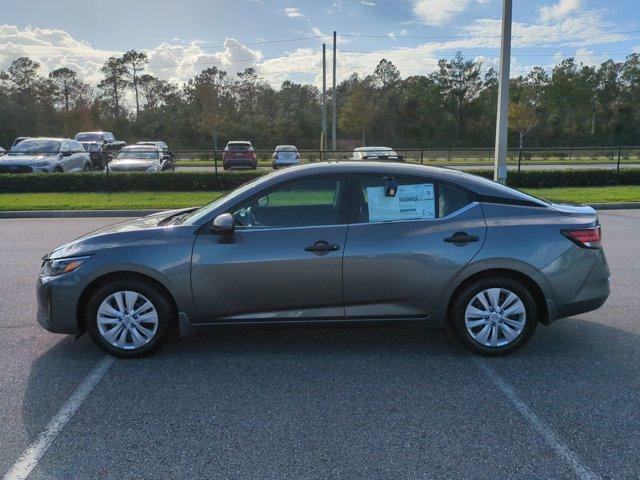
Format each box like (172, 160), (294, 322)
(0, 168), (639, 193)
(0, 171), (267, 193)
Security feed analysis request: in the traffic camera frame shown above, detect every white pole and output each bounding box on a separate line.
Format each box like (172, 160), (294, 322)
(322, 43), (327, 151)
(493, 0), (512, 184)
(332, 31), (337, 151)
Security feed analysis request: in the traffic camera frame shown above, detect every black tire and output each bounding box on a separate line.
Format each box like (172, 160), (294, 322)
(84, 163), (92, 171)
(53, 166), (63, 173)
(451, 276), (538, 356)
(85, 278), (174, 358)
(223, 163), (229, 171)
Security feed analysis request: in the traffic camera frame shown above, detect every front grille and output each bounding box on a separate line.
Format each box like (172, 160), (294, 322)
(0, 165), (33, 173)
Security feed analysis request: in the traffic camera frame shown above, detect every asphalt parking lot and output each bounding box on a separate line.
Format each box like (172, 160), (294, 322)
(1, 211), (639, 480)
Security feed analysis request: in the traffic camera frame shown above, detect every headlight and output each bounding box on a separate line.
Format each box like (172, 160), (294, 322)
(41, 256), (91, 277)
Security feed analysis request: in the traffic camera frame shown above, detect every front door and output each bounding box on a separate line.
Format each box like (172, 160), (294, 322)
(191, 175), (349, 322)
(343, 174), (487, 318)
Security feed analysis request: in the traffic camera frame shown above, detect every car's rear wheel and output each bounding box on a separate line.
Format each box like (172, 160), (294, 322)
(83, 163), (92, 171)
(451, 276), (537, 356)
(86, 278), (173, 357)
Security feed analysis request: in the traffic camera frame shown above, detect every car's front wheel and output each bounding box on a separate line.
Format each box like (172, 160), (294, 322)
(451, 276), (537, 356)
(86, 278), (173, 357)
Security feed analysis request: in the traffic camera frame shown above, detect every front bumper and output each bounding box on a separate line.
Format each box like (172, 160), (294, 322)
(36, 273), (84, 335)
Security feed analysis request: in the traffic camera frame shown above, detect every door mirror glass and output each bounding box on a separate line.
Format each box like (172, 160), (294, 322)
(211, 213), (234, 234)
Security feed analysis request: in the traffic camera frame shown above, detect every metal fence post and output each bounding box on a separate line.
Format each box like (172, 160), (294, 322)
(420, 149), (424, 164)
(617, 147), (621, 172)
(214, 149), (218, 175)
(518, 148), (522, 173)
(448, 145), (451, 162)
(569, 147), (572, 162)
(104, 157), (109, 194)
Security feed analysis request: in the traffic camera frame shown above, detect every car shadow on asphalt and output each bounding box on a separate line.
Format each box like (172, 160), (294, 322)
(21, 317), (640, 441)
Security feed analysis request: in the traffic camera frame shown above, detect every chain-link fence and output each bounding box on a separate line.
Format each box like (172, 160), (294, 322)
(2, 146), (640, 176)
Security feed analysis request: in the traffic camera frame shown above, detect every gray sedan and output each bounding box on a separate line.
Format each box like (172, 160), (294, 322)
(0, 138), (91, 173)
(36, 162), (610, 357)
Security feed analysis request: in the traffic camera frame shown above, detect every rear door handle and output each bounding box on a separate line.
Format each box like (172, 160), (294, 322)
(444, 232), (479, 245)
(305, 241), (340, 255)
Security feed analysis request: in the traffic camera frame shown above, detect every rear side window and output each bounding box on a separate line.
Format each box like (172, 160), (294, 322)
(354, 176), (472, 223)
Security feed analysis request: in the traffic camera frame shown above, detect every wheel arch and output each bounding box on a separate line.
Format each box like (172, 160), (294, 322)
(76, 271), (179, 334)
(445, 267), (550, 326)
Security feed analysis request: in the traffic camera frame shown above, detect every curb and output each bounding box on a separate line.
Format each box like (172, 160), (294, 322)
(0, 209), (162, 218)
(1, 203), (639, 218)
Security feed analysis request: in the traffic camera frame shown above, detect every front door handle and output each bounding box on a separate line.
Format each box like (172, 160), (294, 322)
(444, 232), (479, 246)
(305, 241), (340, 255)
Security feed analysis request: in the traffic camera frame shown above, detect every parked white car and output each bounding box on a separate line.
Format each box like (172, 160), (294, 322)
(351, 146), (405, 162)
(272, 145), (300, 169)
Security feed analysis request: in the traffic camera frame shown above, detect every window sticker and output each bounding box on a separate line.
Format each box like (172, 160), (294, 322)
(367, 183), (435, 222)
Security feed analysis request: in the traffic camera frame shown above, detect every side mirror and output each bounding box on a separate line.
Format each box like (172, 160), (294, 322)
(211, 213), (234, 235)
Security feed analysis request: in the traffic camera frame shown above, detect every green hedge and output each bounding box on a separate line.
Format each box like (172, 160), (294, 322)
(1, 169), (639, 193)
(0, 171), (267, 193)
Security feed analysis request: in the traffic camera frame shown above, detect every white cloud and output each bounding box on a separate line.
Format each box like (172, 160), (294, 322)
(412, 0), (469, 26)
(361, 0), (376, 6)
(539, 0), (582, 23)
(284, 7), (305, 18)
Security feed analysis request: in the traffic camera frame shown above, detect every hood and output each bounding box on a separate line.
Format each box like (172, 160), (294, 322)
(109, 159), (157, 171)
(46, 207), (196, 260)
(0, 153), (58, 165)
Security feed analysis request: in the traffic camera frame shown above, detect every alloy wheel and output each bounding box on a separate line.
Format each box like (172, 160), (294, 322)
(96, 290), (159, 350)
(464, 288), (526, 348)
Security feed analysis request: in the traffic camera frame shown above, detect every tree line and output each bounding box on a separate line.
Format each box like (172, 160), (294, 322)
(1, 50), (639, 150)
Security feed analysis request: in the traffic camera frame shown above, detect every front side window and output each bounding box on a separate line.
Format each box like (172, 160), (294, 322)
(354, 176), (472, 223)
(232, 176), (346, 228)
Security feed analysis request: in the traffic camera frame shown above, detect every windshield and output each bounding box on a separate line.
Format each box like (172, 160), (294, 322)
(114, 150), (159, 160)
(10, 139), (61, 154)
(75, 133), (104, 142)
(276, 146), (297, 152)
(227, 143), (251, 151)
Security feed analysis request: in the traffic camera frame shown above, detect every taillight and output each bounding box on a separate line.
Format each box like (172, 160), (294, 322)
(561, 226), (601, 249)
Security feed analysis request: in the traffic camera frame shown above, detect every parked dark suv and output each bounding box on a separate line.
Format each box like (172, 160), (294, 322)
(75, 131), (126, 170)
(223, 141), (257, 170)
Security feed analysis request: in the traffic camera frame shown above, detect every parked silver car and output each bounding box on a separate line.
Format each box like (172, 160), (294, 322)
(36, 162), (610, 357)
(0, 138), (91, 173)
(107, 145), (166, 172)
(272, 145), (300, 169)
(351, 146), (404, 162)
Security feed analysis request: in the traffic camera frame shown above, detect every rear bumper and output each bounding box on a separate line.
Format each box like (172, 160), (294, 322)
(224, 158), (256, 168)
(543, 247), (611, 324)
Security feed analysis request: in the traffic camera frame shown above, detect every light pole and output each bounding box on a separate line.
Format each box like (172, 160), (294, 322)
(322, 43), (327, 152)
(332, 31), (337, 151)
(493, 0), (512, 184)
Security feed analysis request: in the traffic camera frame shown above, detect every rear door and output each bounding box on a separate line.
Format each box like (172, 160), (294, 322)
(190, 174), (350, 322)
(343, 174), (487, 318)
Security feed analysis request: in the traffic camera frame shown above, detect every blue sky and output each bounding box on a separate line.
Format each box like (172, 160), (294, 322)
(0, 0), (638, 87)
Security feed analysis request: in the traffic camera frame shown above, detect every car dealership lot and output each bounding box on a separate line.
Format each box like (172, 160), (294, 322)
(1, 212), (639, 479)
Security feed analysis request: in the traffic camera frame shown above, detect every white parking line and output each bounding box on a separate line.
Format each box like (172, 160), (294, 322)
(472, 358), (602, 480)
(2, 355), (116, 480)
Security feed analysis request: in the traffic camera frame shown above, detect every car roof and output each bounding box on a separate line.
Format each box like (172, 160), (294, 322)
(121, 145), (158, 151)
(227, 141), (251, 144)
(19, 137), (67, 142)
(76, 131), (106, 134)
(355, 146), (393, 151)
(266, 161), (545, 204)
